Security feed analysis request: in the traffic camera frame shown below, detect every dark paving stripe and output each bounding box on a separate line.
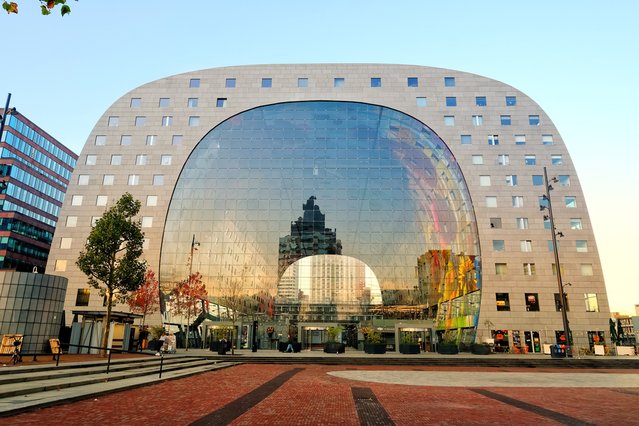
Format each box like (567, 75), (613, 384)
(190, 367), (304, 426)
(612, 389), (639, 396)
(352, 387), (395, 426)
(471, 389), (594, 426)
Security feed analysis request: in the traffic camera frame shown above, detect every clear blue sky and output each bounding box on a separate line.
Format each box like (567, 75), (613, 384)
(2, 1), (638, 314)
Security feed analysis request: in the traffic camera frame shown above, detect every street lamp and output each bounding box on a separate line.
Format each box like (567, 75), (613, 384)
(0, 93), (18, 143)
(541, 166), (572, 356)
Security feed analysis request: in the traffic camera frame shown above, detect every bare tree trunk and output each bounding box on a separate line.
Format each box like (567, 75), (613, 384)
(101, 289), (113, 357)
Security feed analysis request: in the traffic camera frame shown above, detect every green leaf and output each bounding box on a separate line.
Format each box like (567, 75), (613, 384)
(61, 4), (70, 15)
(2, 2), (9, 12)
(41, 5), (51, 15)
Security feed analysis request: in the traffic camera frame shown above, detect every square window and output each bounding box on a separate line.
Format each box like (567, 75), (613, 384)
(551, 155), (563, 165)
(77, 175), (90, 185)
(479, 175), (491, 186)
(161, 116), (172, 126)
(542, 135), (554, 145)
(570, 218), (583, 230)
(565, 196), (577, 208)
(189, 116), (200, 126)
(497, 154), (509, 166)
(153, 175), (164, 186)
(515, 135), (526, 145)
(444, 77), (455, 87)
(225, 78), (236, 88)
(496, 293), (510, 311)
(539, 195), (549, 209)
(460, 135), (472, 145)
(475, 96), (486, 106)
(75, 289), (90, 306)
(298, 78), (308, 88)
(495, 263), (507, 275)
(444, 115), (455, 126)
(416, 97), (427, 107)
(516, 217), (529, 229)
(135, 116), (145, 126)
(492, 240), (505, 251)
(161, 155), (172, 166)
(120, 135), (132, 146)
(505, 96), (517, 106)
(524, 155), (536, 166)
(485, 196), (497, 208)
(525, 292), (539, 310)
(529, 115), (540, 125)
(136, 155), (148, 166)
(172, 135), (183, 146)
(512, 196), (524, 207)
(96, 195), (108, 206)
(576, 240), (588, 253)
(111, 155), (122, 166)
(544, 217), (551, 230)
(128, 175), (139, 186)
(371, 77), (382, 87)
(472, 155), (484, 165)
(552, 263), (565, 276)
(261, 78), (272, 88)
(548, 240), (556, 252)
(488, 135), (499, 145)
(532, 175), (543, 186)
(506, 175), (518, 186)
(500, 115), (511, 125)
(95, 135), (106, 146)
(520, 240), (533, 252)
(554, 293), (569, 312)
(187, 98), (198, 108)
(66, 216), (78, 227)
(146, 195), (158, 207)
(108, 116), (119, 127)
(71, 195), (83, 206)
(558, 175), (570, 186)
(216, 98), (227, 108)
(141, 216), (153, 228)
(472, 115), (483, 126)
(130, 98), (141, 108)
(146, 135), (157, 146)
(581, 264), (593, 276)
(143, 238), (150, 250)
(85, 155), (97, 165)
(103, 175), (114, 186)
(584, 293), (599, 312)
(490, 217), (502, 229)
(334, 78), (345, 87)
(445, 97), (457, 107)
(158, 98), (170, 107)
(55, 259), (67, 272)
(407, 77), (418, 87)
(189, 78), (200, 88)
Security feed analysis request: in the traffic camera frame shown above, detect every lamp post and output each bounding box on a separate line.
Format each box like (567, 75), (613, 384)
(0, 93), (18, 143)
(184, 234), (200, 351)
(542, 166), (572, 356)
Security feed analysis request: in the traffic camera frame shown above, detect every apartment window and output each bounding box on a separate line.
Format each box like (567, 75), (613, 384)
(460, 135), (472, 145)
(486, 135), (498, 146)
(71, 195), (83, 206)
(576, 240), (588, 253)
(143, 238), (150, 250)
(497, 154), (509, 166)
(500, 115), (511, 125)
(110, 155), (122, 166)
(542, 135), (554, 145)
(506, 175), (518, 186)
(107, 116), (119, 127)
(496, 293), (510, 311)
(407, 77), (418, 87)
(552, 264), (566, 277)
(520, 240), (533, 252)
(66, 216), (77, 227)
(371, 77), (382, 87)
(141, 216), (153, 228)
(524, 154), (536, 165)
(153, 175), (164, 186)
(120, 135), (131, 146)
(127, 175), (139, 186)
(161, 116), (172, 126)
(515, 135), (526, 145)
(416, 97), (427, 107)
(539, 195), (549, 209)
(543, 217), (551, 230)
(532, 175), (543, 186)
(529, 115), (540, 125)
(475, 96), (486, 106)
(261, 78), (272, 88)
(492, 240), (505, 252)
(103, 175), (114, 185)
(135, 116), (145, 126)
(495, 263), (507, 275)
(55, 259), (67, 272)
(75, 289), (90, 306)
(189, 78), (200, 88)
(554, 293), (569, 312)
(485, 196), (497, 208)
(479, 175), (491, 186)
(59, 237), (72, 249)
(525, 293), (539, 311)
(85, 155), (97, 165)
(158, 98), (170, 108)
(551, 154), (563, 165)
(565, 196), (577, 208)
(548, 240), (556, 252)
(472, 115), (483, 126)
(172, 135), (183, 146)
(584, 293), (599, 312)
(581, 264), (594, 276)
(298, 78), (308, 88)
(558, 175), (570, 187)
(187, 98), (198, 108)
(516, 217), (529, 229)
(189, 116), (200, 126)
(570, 218), (583, 230)
(472, 155), (484, 165)
(512, 196), (524, 207)
(160, 155), (172, 166)
(490, 217), (502, 229)
(216, 98), (227, 108)
(523, 263), (536, 276)
(334, 78), (345, 87)
(146, 135), (157, 146)
(92, 216), (101, 227)
(225, 78), (236, 88)
(96, 195), (108, 206)
(130, 98), (141, 108)
(95, 135), (106, 146)
(146, 195), (158, 207)
(444, 77), (455, 87)
(136, 155), (148, 165)
(505, 96), (517, 106)
(445, 97), (457, 107)
(444, 116), (455, 126)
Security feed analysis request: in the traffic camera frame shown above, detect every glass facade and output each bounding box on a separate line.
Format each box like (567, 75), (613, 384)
(161, 101), (481, 334)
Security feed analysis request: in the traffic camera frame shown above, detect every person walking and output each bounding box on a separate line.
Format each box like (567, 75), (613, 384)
(285, 334), (294, 353)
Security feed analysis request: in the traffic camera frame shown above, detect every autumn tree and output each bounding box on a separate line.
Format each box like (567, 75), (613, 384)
(2, 0), (74, 16)
(128, 269), (160, 327)
(76, 193), (146, 355)
(170, 272), (207, 351)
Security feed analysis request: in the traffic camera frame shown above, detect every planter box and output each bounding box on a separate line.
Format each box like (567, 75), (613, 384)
(323, 342), (345, 354)
(437, 344), (459, 355)
(364, 343), (386, 354)
(471, 343), (492, 355)
(594, 345), (605, 356)
(399, 344), (420, 354)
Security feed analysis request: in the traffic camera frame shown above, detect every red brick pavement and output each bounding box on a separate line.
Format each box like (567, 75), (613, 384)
(7, 364), (639, 425)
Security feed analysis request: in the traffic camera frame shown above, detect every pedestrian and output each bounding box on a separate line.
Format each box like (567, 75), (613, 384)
(156, 331), (167, 356)
(285, 334), (294, 353)
(139, 326), (149, 351)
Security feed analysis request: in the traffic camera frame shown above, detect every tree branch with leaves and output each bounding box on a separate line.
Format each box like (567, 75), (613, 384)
(127, 269), (160, 328)
(2, 0), (75, 16)
(169, 272), (207, 351)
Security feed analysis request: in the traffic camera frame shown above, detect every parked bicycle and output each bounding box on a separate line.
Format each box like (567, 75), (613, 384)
(10, 337), (22, 365)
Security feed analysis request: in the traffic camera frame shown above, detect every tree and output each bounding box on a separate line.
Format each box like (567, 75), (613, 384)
(76, 193), (146, 355)
(169, 272), (207, 351)
(127, 269), (160, 327)
(2, 0), (74, 16)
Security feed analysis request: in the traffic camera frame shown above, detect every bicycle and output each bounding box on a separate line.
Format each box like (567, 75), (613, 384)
(10, 338), (22, 365)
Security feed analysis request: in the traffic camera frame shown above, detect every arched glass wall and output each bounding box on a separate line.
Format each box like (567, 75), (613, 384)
(161, 102), (481, 334)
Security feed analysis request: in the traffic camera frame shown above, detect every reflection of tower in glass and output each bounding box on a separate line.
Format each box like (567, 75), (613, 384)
(277, 196), (342, 280)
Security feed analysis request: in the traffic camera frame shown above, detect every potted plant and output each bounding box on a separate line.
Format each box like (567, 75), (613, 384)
(363, 329), (386, 354)
(471, 320), (493, 355)
(323, 326), (345, 353)
(399, 332), (420, 354)
(437, 331), (459, 355)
